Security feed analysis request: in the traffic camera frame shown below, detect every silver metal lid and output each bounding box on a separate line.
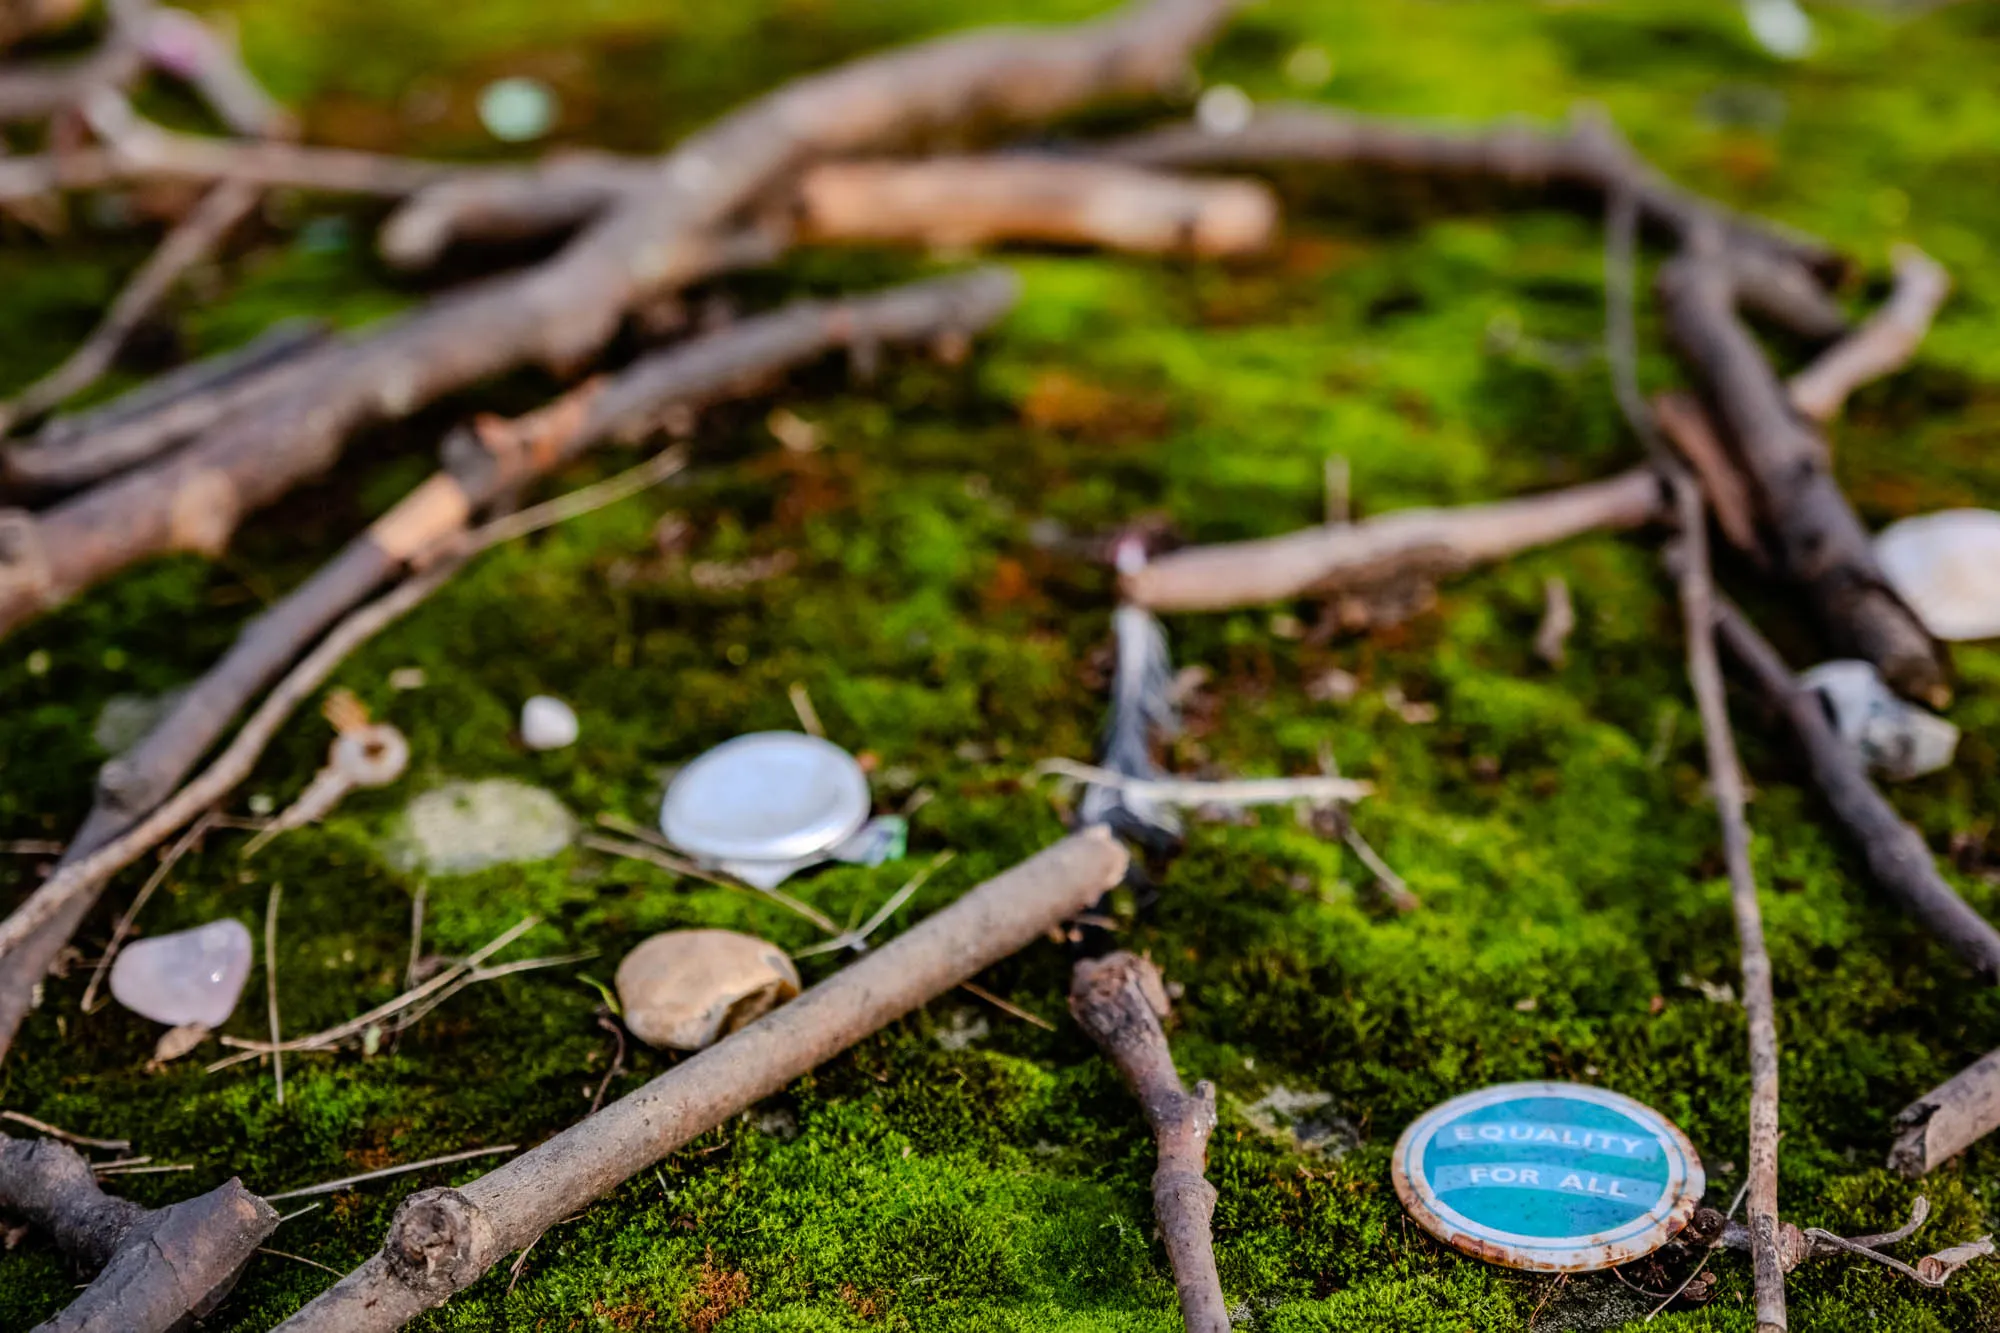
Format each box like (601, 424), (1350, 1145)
(660, 732), (871, 864)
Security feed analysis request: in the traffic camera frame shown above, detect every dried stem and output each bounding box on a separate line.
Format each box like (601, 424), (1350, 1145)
(263, 883), (282, 1106)
(270, 830), (1128, 1332)
(1669, 475), (1788, 1332)
(1120, 465), (1665, 612)
(0, 1131), (277, 1333)
(1069, 951), (1226, 1332)
(260, 1146), (519, 1203)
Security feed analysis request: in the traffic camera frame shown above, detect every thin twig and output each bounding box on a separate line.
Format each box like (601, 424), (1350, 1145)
(793, 851), (955, 958)
(405, 885), (425, 989)
(0, 1110), (128, 1150)
(212, 917), (539, 1063)
(959, 979), (1056, 1031)
(260, 1146), (520, 1203)
(265, 883), (284, 1106)
(258, 1246), (345, 1276)
(582, 832), (844, 936)
(1040, 757), (1371, 807)
(588, 1015), (627, 1116)
(1608, 186), (1787, 1332)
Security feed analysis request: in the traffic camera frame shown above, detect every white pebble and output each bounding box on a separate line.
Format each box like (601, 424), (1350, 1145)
(1196, 84), (1254, 137)
(1743, 0), (1815, 60)
(478, 77), (557, 143)
(521, 695), (579, 751)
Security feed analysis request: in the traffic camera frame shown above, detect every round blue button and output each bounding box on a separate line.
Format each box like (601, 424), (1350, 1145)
(1391, 1082), (1704, 1272)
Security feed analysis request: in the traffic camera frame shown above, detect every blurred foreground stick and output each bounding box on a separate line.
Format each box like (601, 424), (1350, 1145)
(383, 153), (1279, 269)
(0, 0), (1236, 638)
(1070, 952), (1227, 1333)
(0, 1131), (278, 1333)
(271, 831), (1129, 1333)
(0, 269), (1020, 1067)
(1120, 465), (1665, 612)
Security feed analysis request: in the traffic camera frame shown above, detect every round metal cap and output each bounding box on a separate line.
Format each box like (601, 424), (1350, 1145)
(1391, 1081), (1704, 1273)
(661, 732), (871, 864)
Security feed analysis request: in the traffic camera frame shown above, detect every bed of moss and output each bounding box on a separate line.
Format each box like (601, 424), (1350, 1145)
(4, 1), (2000, 1329)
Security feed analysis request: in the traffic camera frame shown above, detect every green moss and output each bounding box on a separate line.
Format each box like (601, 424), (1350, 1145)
(4, 1), (2000, 1329)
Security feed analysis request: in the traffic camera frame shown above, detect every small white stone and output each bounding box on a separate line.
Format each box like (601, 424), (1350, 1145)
(477, 77), (557, 143)
(109, 919), (252, 1028)
(1801, 659), (1960, 782)
(615, 929), (800, 1051)
(1744, 0), (1815, 59)
(1875, 509), (2000, 642)
(1196, 84), (1254, 137)
(520, 695), (579, 751)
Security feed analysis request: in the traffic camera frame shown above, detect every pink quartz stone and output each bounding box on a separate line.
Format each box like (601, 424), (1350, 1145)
(109, 919), (253, 1028)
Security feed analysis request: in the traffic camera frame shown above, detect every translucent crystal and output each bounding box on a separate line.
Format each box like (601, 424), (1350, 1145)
(109, 919), (252, 1028)
(1801, 659), (1960, 782)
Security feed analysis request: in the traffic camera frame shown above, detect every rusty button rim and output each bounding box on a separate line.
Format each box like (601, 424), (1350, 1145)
(1390, 1080), (1706, 1274)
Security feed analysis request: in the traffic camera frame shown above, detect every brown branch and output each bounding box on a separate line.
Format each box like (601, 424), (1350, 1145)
(1707, 593), (2000, 977)
(0, 1131), (277, 1333)
(1890, 1045), (2000, 1178)
(384, 153), (1280, 269)
(1104, 104), (1844, 309)
(1069, 952), (1226, 1332)
(0, 0), (1233, 638)
(271, 830), (1128, 1333)
(1707, 1196), (1993, 1289)
(796, 155), (1275, 256)
(1666, 476), (1788, 1331)
(1659, 240), (1947, 706)
(0, 269), (1017, 1065)
(1788, 245), (1950, 425)
(0, 178), (259, 432)
(1120, 465), (1664, 612)
(1652, 390), (1761, 556)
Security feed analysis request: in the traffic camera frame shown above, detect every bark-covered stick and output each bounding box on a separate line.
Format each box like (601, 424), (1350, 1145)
(1890, 1046), (2000, 1178)
(0, 0), (1234, 639)
(1070, 952), (1227, 1333)
(800, 156), (1275, 256)
(1667, 477), (1787, 1331)
(0, 269), (1017, 1066)
(273, 830), (1129, 1333)
(383, 154), (1278, 269)
(1659, 245), (1947, 706)
(1708, 595), (2000, 978)
(1788, 245), (1950, 425)
(1105, 104), (1845, 309)
(1121, 465), (1664, 612)
(0, 1131), (278, 1333)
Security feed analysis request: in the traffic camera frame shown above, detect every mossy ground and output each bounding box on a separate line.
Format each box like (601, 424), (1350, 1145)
(5, 1), (2000, 1329)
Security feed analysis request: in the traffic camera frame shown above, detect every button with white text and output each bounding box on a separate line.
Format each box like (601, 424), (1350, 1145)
(1391, 1081), (1705, 1272)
